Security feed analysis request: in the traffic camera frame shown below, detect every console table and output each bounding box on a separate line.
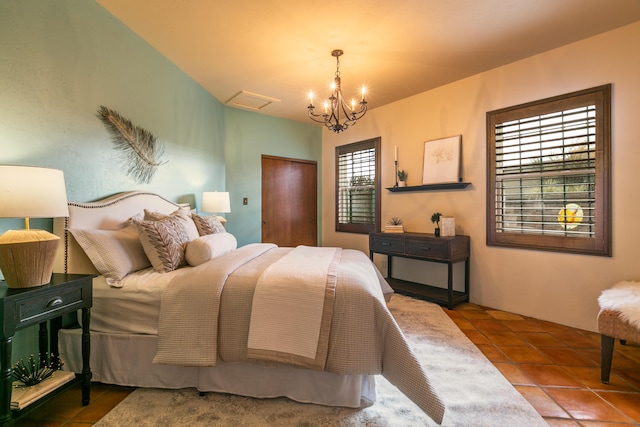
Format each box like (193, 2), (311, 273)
(369, 232), (470, 309)
(0, 273), (93, 425)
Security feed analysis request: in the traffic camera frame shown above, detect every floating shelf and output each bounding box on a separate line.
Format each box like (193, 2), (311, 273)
(386, 182), (471, 192)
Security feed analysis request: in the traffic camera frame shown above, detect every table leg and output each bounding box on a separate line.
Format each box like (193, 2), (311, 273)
(81, 307), (91, 406)
(0, 337), (13, 425)
(465, 258), (470, 303)
(38, 322), (48, 366)
(447, 263), (454, 310)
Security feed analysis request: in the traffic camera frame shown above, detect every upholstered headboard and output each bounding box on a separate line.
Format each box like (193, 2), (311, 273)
(53, 191), (180, 274)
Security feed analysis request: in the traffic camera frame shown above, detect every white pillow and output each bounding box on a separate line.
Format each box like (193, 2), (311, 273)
(185, 233), (238, 266)
(69, 224), (151, 286)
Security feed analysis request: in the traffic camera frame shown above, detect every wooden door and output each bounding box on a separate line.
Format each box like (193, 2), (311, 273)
(261, 155), (317, 246)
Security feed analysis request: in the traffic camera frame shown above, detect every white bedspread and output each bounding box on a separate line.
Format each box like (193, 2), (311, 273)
(247, 246), (341, 368)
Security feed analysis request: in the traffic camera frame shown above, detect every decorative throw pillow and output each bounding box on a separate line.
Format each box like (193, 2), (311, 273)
(134, 215), (191, 273)
(191, 213), (226, 236)
(144, 208), (200, 241)
(69, 223), (151, 286)
(185, 232), (238, 266)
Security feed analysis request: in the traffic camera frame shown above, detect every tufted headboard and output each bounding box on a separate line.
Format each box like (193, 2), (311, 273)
(53, 191), (180, 275)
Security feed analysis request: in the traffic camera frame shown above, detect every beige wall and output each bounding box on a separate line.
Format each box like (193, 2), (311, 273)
(321, 21), (640, 332)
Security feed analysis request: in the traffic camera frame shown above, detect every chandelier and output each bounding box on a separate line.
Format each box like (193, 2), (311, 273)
(307, 49), (367, 133)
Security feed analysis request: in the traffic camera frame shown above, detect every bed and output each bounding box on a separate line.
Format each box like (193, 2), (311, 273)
(52, 191), (444, 424)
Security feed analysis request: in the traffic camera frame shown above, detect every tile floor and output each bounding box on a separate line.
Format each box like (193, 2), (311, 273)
(13, 302), (640, 426)
(445, 303), (640, 426)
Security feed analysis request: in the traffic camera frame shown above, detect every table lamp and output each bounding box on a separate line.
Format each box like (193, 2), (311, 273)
(202, 191), (230, 225)
(0, 165), (69, 288)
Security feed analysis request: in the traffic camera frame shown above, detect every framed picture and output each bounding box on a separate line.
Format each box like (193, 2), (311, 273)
(422, 135), (462, 184)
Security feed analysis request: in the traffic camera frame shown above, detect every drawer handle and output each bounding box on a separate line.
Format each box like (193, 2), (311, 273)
(382, 242), (391, 246)
(46, 297), (63, 308)
(419, 246), (431, 251)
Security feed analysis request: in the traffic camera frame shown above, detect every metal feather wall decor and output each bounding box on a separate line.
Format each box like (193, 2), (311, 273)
(97, 105), (166, 183)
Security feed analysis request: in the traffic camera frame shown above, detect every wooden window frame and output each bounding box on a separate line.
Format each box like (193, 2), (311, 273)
(486, 85), (611, 256)
(335, 137), (381, 234)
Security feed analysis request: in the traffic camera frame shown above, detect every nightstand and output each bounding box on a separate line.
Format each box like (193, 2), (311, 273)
(0, 273), (93, 425)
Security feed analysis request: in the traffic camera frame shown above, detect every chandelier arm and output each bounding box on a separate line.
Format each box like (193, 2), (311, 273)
(307, 49), (366, 133)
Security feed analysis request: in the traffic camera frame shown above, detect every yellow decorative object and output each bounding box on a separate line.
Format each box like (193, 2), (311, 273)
(557, 203), (583, 229)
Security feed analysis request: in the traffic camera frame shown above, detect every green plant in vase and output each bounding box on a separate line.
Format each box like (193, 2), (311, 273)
(397, 170), (407, 187)
(431, 212), (442, 237)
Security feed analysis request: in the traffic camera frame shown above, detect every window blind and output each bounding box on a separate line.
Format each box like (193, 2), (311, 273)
(335, 137), (380, 234)
(494, 105), (596, 238)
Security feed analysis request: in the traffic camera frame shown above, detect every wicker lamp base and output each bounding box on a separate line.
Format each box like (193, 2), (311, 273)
(0, 229), (60, 288)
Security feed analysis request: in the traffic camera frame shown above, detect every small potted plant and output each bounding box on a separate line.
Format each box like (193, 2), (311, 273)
(385, 217), (404, 233)
(397, 170), (407, 187)
(430, 212), (442, 236)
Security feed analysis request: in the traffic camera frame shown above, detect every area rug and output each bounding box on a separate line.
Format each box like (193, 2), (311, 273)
(95, 294), (547, 426)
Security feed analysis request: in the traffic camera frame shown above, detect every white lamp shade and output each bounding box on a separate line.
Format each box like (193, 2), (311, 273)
(202, 192), (230, 213)
(0, 165), (69, 218)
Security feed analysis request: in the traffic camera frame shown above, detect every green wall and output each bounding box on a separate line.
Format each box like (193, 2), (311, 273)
(224, 108), (321, 246)
(0, 0), (321, 363)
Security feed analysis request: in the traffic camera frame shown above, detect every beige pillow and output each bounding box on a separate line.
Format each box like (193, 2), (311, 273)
(191, 213), (226, 236)
(144, 208), (199, 241)
(134, 215), (191, 273)
(69, 224), (151, 286)
(185, 233), (238, 266)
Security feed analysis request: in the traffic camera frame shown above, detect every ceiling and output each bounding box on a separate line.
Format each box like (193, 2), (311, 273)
(97, 0), (640, 124)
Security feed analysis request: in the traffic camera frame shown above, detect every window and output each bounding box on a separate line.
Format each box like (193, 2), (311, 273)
(335, 137), (381, 234)
(487, 85), (611, 256)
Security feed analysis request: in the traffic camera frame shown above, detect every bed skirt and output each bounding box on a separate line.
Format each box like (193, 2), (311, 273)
(58, 329), (376, 408)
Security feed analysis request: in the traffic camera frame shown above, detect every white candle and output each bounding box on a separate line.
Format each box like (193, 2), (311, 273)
(394, 146), (398, 161)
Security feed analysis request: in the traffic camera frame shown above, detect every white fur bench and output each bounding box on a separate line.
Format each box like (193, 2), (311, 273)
(597, 281), (640, 384)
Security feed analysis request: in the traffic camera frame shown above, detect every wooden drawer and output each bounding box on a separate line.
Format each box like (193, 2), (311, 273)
(405, 238), (449, 259)
(370, 235), (404, 254)
(15, 285), (87, 328)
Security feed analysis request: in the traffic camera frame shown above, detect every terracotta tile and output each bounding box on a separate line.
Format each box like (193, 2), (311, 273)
(554, 332), (601, 350)
(595, 391), (640, 422)
(495, 362), (535, 385)
(606, 351), (640, 369)
(469, 319), (512, 332)
(457, 310), (494, 320)
(499, 346), (554, 364)
(450, 317), (475, 330)
(515, 385), (569, 418)
(476, 344), (510, 363)
(455, 303), (485, 311)
(483, 330), (528, 346)
(563, 366), (639, 392)
(443, 308), (462, 319)
(505, 320), (545, 333)
(534, 319), (582, 335)
(519, 364), (584, 387)
(486, 310), (525, 321)
(462, 329), (491, 345)
(544, 388), (634, 422)
(538, 347), (599, 367)
(519, 332), (568, 347)
(580, 349), (602, 365)
(576, 422), (637, 427)
(613, 369), (640, 391)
